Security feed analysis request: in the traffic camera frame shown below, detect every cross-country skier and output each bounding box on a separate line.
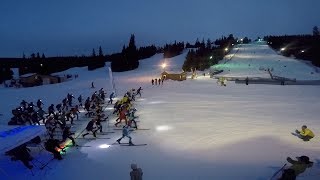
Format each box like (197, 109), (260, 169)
(114, 106), (128, 127)
(278, 156), (313, 179)
(82, 119), (98, 138)
(37, 99), (44, 108)
(158, 78), (161, 85)
(151, 79), (154, 85)
(295, 125), (315, 141)
(116, 125), (133, 145)
(78, 95), (83, 107)
(44, 138), (64, 160)
(127, 108), (138, 129)
(108, 92), (115, 104)
(48, 104), (55, 116)
(136, 87), (142, 97)
(62, 126), (77, 146)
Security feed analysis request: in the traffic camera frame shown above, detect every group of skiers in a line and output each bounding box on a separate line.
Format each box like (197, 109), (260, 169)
(276, 125), (315, 180)
(82, 87), (143, 146)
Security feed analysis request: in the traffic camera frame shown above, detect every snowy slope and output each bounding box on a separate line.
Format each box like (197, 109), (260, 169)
(1, 47), (320, 180)
(213, 42), (320, 80)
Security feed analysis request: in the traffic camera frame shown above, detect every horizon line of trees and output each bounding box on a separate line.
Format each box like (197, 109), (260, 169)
(265, 26), (320, 67)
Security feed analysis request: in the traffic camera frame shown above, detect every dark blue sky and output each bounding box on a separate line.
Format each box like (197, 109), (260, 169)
(0, 0), (319, 57)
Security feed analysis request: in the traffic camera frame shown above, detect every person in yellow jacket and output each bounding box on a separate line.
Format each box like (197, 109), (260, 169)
(295, 125), (315, 141)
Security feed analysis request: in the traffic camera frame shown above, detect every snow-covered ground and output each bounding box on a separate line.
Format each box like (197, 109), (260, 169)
(1, 44), (320, 180)
(213, 42), (320, 80)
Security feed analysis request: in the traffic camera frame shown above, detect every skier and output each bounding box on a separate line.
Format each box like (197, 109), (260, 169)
(78, 95), (83, 107)
(56, 103), (62, 113)
(108, 92), (115, 104)
(136, 87), (142, 97)
(48, 104), (55, 116)
(82, 119), (98, 138)
(62, 126), (77, 146)
(151, 79), (154, 85)
(114, 106), (128, 127)
(279, 156), (313, 179)
(36, 99), (44, 108)
(127, 108), (138, 129)
(116, 125), (133, 145)
(158, 78), (161, 85)
(245, 77), (249, 85)
(295, 125), (314, 141)
(44, 138), (64, 160)
(130, 163), (143, 180)
(161, 78), (164, 85)
(37, 107), (46, 123)
(155, 79), (157, 85)
(91, 82), (95, 88)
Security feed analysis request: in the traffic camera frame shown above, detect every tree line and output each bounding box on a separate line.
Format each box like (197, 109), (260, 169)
(264, 26), (320, 67)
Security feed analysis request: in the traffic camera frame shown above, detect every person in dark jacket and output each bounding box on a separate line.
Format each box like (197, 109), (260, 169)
(48, 104), (55, 116)
(130, 163), (143, 180)
(62, 126), (77, 146)
(136, 87), (142, 97)
(158, 78), (161, 85)
(37, 99), (44, 108)
(279, 156), (313, 180)
(108, 92), (115, 104)
(151, 79), (154, 85)
(78, 95), (83, 107)
(44, 138), (64, 160)
(82, 119), (97, 138)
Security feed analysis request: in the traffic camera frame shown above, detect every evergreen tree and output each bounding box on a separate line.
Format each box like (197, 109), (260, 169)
(36, 52), (40, 59)
(92, 48), (96, 57)
(206, 39), (212, 49)
(313, 26), (319, 36)
(98, 46), (104, 57)
(30, 53), (35, 59)
(41, 53), (46, 59)
(22, 52), (26, 59)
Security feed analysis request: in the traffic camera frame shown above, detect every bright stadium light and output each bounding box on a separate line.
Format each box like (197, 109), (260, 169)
(161, 63), (167, 69)
(280, 48), (286, 51)
(210, 56), (213, 59)
(301, 50), (305, 53)
(225, 48), (228, 51)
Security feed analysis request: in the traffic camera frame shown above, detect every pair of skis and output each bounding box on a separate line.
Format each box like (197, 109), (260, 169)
(112, 142), (147, 146)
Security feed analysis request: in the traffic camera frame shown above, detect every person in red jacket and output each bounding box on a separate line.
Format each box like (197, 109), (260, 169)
(115, 106), (128, 127)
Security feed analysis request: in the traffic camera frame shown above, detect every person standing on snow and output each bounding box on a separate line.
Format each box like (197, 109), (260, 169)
(116, 125), (134, 145)
(130, 163), (143, 180)
(158, 78), (161, 85)
(151, 79), (154, 85)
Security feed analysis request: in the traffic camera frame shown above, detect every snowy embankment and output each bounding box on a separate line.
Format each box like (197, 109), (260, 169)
(1, 46), (320, 180)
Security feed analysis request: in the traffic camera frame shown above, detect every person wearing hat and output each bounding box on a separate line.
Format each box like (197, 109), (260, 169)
(295, 125), (315, 141)
(130, 163), (143, 180)
(279, 156), (313, 179)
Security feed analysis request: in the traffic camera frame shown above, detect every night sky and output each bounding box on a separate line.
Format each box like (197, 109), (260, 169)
(0, 0), (319, 57)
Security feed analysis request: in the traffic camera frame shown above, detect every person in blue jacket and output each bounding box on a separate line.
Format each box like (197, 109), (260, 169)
(116, 125), (133, 145)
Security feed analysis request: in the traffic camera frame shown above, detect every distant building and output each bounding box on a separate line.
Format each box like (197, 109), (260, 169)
(19, 73), (62, 87)
(161, 71), (187, 81)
